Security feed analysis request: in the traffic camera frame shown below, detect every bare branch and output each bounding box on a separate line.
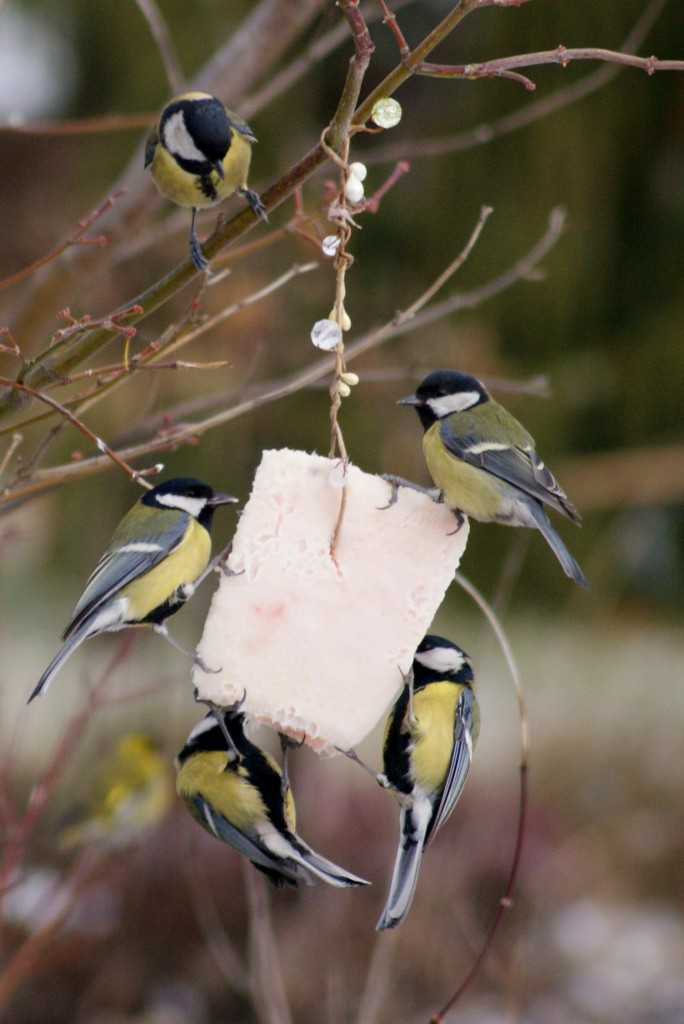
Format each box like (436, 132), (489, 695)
(366, 0), (673, 163)
(0, 206), (564, 507)
(430, 571), (529, 1022)
(0, 377), (159, 490)
(420, 44), (684, 87)
(133, 0), (184, 93)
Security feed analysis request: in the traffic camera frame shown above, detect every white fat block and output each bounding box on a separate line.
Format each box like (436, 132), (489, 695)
(194, 450), (468, 754)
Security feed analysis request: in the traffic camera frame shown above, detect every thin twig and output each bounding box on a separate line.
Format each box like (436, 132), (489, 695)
(133, 0), (184, 92)
(429, 570), (528, 1022)
(415, 44), (684, 88)
(361, 0), (673, 164)
(0, 191), (128, 291)
(244, 866), (294, 1024)
(0, 377), (158, 490)
(0, 209), (565, 506)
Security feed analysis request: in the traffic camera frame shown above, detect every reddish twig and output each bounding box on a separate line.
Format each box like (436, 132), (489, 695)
(429, 571), (529, 1022)
(0, 191), (129, 290)
(412, 43), (684, 91)
(0, 376), (159, 488)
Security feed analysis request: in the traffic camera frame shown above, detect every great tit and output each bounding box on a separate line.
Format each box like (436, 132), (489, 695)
(176, 710), (369, 889)
(59, 734), (174, 850)
(392, 369), (587, 587)
(376, 635), (479, 931)
(144, 92), (267, 272)
(29, 478), (237, 702)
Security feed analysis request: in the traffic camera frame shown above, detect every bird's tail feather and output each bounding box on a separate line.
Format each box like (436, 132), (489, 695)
(297, 844), (369, 888)
(375, 812), (427, 931)
(528, 503), (587, 588)
(28, 627), (90, 702)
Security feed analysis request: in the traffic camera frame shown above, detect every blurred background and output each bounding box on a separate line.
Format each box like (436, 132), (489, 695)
(0, 0), (683, 1021)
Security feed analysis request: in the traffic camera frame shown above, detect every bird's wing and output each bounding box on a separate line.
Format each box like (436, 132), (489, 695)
(440, 421), (580, 521)
(224, 110), (257, 143)
(144, 129), (158, 168)
(64, 511), (189, 638)
(189, 794), (302, 884)
(427, 687), (478, 842)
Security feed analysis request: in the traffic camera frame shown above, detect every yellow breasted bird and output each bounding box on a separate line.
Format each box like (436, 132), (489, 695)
(29, 478), (237, 702)
(145, 92), (267, 272)
(376, 635), (479, 930)
(392, 369), (587, 587)
(59, 734), (174, 850)
(176, 710), (370, 889)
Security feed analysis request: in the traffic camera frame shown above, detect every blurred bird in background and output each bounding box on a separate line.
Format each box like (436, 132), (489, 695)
(59, 734), (174, 850)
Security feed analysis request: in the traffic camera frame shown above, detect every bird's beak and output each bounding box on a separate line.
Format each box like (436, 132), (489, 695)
(397, 393), (420, 406)
(208, 493), (239, 507)
(212, 160), (225, 180)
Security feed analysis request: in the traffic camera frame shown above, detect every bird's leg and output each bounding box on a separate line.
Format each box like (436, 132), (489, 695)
(191, 543), (243, 590)
(379, 474), (443, 509)
(279, 733), (304, 798)
(404, 665), (417, 726)
(193, 688), (245, 758)
(152, 621), (220, 673)
(238, 187), (268, 222)
(337, 747), (390, 790)
(189, 207), (211, 273)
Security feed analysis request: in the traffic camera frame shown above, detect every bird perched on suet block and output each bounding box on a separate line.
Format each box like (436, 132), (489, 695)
(30, 478), (237, 701)
(390, 369), (587, 587)
(176, 708), (369, 889)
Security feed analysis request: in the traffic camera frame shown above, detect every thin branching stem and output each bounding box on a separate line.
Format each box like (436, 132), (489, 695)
(428, 571), (529, 1022)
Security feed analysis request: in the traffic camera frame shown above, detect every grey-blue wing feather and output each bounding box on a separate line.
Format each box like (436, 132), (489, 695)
(189, 795), (302, 884)
(439, 422), (579, 522)
(65, 514), (188, 638)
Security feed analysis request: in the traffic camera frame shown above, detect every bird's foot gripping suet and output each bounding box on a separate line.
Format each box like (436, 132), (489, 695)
(337, 746), (390, 790)
(152, 621), (220, 674)
(192, 690), (245, 758)
(379, 474), (443, 510)
(447, 509), (466, 536)
(279, 732), (305, 798)
(238, 187), (268, 222)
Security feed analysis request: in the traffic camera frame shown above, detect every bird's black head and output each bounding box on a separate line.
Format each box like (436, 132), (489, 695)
(399, 369), (489, 430)
(176, 711), (246, 764)
(160, 94), (232, 175)
(142, 477), (237, 530)
(413, 634), (473, 687)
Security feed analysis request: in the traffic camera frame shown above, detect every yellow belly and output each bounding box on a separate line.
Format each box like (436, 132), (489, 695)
(410, 682), (462, 791)
(122, 518), (211, 620)
(151, 132), (252, 209)
(177, 751), (265, 829)
(423, 423), (507, 521)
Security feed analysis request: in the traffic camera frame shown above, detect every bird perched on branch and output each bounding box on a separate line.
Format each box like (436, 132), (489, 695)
(59, 734), (173, 850)
(145, 92), (266, 272)
(388, 369), (587, 587)
(29, 478), (237, 702)
(376, 635), (479, 931)
(176, 708), (369, 890)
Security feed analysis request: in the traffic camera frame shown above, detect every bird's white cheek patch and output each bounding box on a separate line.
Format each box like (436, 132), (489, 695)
(428, 391), (481, 417)
(162, 110), (207, 163)
(194, 449), (468, 754)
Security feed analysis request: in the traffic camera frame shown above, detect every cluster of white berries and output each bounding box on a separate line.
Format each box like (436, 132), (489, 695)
(310, 97), (403, 361)
(343, 161), (367, 204)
